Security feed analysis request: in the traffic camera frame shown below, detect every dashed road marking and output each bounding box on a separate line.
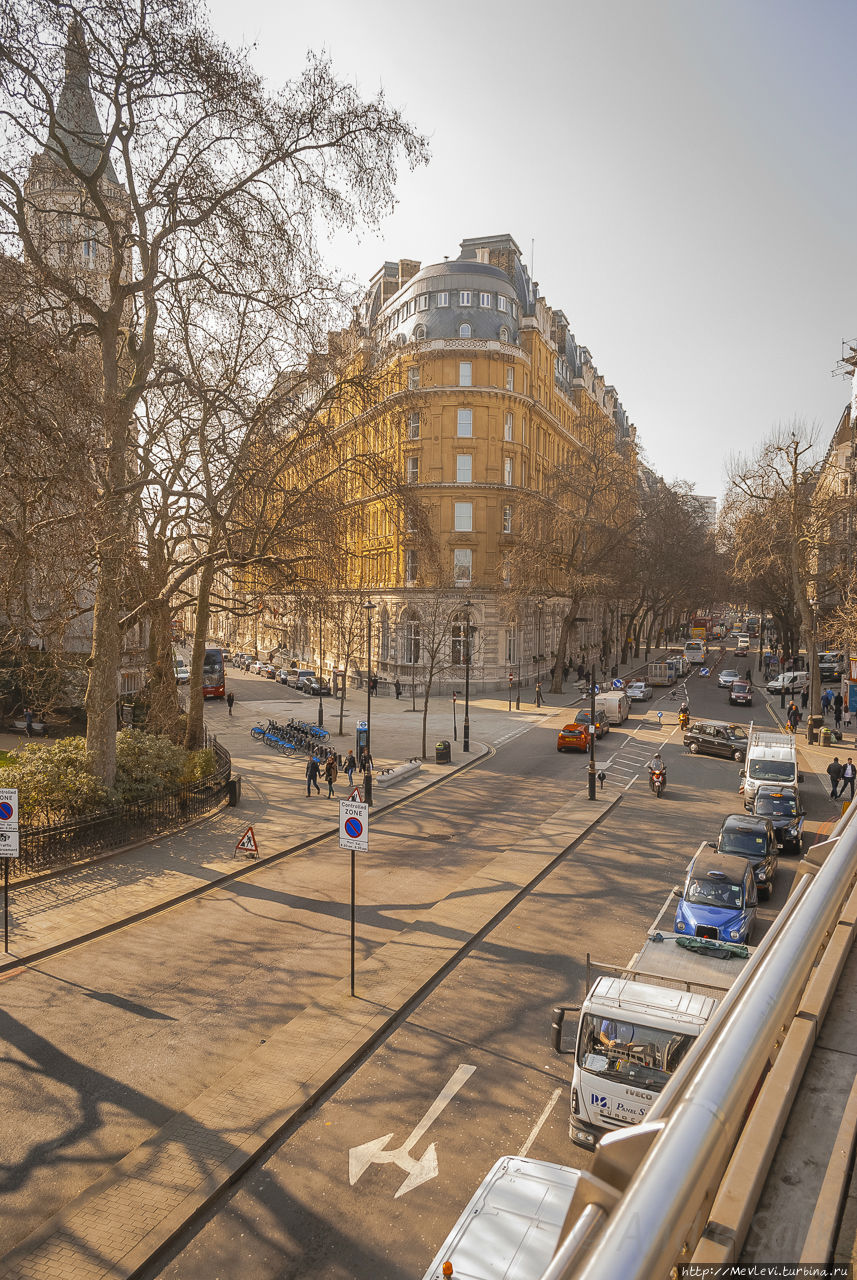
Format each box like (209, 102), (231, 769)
(518, 1087), (563, 1158)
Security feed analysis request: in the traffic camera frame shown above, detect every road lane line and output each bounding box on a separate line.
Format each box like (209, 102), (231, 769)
(624, 774), (641, 790)
(518, 1087), (563, 1157)
(652, 887), (680, 932)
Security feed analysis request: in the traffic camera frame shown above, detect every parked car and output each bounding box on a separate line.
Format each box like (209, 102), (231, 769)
(752, 785), (805, 854)
(575, 707), (609, 738)
(626, 680), (653, 701)
(263, 664), (277, 679)
(729, 680), (753, 706)
(300, 677), (332, 697)
(674, 849), (758, 943)
(174, 657), (190, 685)
(232, 653), (248, 669)
(718, 668), (741, 689)
(735, 634), (750, 654)
(287, 667), (316, 688)
(249, 659), (264, 675)
(683, 719), (748, 762)
(714, 814), (778, 900)
(557, 722), (590, 752)
(277, 668), (291, 684)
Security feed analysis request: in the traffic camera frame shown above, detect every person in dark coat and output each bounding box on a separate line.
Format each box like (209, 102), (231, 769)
(827, 757), (844, 800)
(800, 686), (809, 712)
(834, 692), (844, 732)
(786, 702), (799, 733)
(394, 678), (402, 699)
(324, 752), (338, 798)
(226, 691), (235, 716)
(305, 756), (321, 797)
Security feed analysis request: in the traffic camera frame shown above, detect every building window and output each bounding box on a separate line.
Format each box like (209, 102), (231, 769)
(479, 291), (492, 307)
(409, 298), (416, 314)
(511, 302), (518, 319)
(456, 454), (472, 483)
(454, 548), (472, 585)
(522, 416), (528, 444)
(454, 502), (473, 531)
(407, 455), (420, 484)
(451, 616), (467, 666)
(506, 624), (518, 662)
(82, 233), (97, 266)
(417, 293), (429, 311)
(521, 459), (528, 487)
(459, 361), (472, 387)
(504, 412), (513, 442)
(459, 290), (472, 306)
(407, 411), (420, 440)
(437, 291), (449, 307)
(497, 295), (508, 313)
(457, 408), (472, 437)
(503, 504), (512, 533)
(405, 549), (418, 584)
(408, 366), (420, 390)
(459, 323), (472, 339)
(504, 457), (513, 486)
(404, 615), (421, 664)
(414, 324), (426, 340)
(505, 366), (514, 391)
(499, 326), (510, 343)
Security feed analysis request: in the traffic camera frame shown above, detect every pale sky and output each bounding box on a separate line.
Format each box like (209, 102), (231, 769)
(209, 0), (856, 499)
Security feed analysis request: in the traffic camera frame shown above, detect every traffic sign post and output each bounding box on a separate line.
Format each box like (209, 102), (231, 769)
(0, 788), (19, 953)
(340, 790), (369, 996)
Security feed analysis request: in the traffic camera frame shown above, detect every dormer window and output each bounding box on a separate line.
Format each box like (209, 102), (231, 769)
(417, 294), (429, 310)
(459, 290), (472, 306)
(479, 292), (492, 307)
(497, 295), (509, 313)
(459, 323), (472, 339)
(499, 326), (510, 343)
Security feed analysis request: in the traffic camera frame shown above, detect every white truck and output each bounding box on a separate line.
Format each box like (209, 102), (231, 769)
(554, 932), (754, 1151)
(421, 1156), (581, 1280)
(595, 690), (630, 725)
(740, 729), (802, 809)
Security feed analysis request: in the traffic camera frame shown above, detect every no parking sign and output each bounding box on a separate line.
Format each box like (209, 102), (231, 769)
(340, 791), (369, 852)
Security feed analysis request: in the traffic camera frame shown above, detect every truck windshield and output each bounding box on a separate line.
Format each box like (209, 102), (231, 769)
(748, 760), (794, 783)
(577, 1014), (695, 1093)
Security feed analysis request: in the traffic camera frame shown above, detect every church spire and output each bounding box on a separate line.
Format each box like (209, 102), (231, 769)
(50, 18), (119, 183)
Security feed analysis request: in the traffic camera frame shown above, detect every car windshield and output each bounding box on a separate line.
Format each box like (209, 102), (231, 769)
(756, 792), (798, 817)
(576, 1014), (695, 1093)
(731, 682), (749, 693)
(686, 876), (744, 909)
(749, 760), (794, 782)
(722, 670), (740, 680)
(720, 829), (766, 855)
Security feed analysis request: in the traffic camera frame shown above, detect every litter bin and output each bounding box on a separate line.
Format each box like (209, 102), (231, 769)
(435, 739), (451, 764)
(227, 775), (241, 806)
(807, 714), (822, 745)
(819, 725), (832, 748)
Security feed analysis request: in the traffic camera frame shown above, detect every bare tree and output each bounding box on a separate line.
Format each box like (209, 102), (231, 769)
(0, 0), (426, 781)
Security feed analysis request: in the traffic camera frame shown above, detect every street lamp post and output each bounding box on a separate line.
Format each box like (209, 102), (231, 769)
(516, 657), (521, 711)
(807, 598), (819, 745)
(364, 600), (376, 805)
(463, 599), (472, 753)
(535, 599), (544, 700)
(317, 608), (324, 728)
(452, 690), (458, 741)
(588, 669), (597, 800)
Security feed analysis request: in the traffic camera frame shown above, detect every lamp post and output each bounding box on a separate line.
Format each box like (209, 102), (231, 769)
(463, 599), (472, 753)
(364, 600), (376, 805)
(807, 597), (818, 745)
(515, 657), (521, 710)
(757, 608), (766, 674)
(535, 599), (544, 699)
(452, 690), (459, 741)
(588, 667), (597, 800)
(317, 608), (324, 728)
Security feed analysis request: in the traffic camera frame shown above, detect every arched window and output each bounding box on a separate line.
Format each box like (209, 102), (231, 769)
(499, 326), (510, 343)
(403, 612), (421, 665)
(459, 322), (472, 339)
(414, 324), (426, 340)
(380, 607), (390, 662)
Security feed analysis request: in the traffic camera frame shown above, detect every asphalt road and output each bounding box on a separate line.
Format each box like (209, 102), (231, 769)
(142, 660), (832, 1280)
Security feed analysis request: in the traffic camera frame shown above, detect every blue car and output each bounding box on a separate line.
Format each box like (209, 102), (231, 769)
(674, 850), (758, 944)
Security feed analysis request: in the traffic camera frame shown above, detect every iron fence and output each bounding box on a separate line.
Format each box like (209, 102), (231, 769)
(13, 738), (231, 880)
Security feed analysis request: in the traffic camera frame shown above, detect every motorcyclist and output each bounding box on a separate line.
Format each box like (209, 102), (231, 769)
(678, 701), (690, 729)
(649, 752), (667, 790)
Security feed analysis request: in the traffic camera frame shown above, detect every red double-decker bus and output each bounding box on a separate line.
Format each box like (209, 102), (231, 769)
(202, 647), (226, 699)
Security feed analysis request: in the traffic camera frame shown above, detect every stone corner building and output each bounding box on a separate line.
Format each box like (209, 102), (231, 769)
(244, 233), (640, 694)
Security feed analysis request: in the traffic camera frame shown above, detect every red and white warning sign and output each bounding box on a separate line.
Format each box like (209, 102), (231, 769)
(235, 825), (258, 857)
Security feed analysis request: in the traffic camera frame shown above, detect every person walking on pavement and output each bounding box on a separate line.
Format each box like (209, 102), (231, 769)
(324, 752), (338, 798)
(841, 758), (857, 801)
(344, 750), (357, 787)
(305, 756), (321, 797)
(800, 685), (809, 712)
(786, 702), (799, 734)
(834, 692), (844, 733)
(394, 678), (402, 700)
(821, 688), (833, 717)
(827, 756), (844, 800)
(535, 681), (543, 707)
(359, 746), (373, 773)
(226, 690), (235, 716)
(370, 672), (379, 696)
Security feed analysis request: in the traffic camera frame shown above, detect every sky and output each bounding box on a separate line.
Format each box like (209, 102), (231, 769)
(208, 0), (856, 501)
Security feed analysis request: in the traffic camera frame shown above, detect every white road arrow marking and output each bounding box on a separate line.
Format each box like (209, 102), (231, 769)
(348, 1063), (476, 1198)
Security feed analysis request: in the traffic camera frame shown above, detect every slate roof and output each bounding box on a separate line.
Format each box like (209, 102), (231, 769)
(49, 19), (119, 184)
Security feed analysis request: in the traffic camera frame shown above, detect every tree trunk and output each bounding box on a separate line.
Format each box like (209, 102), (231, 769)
(551, 604), (579, 693)
(185, 559), (215, 749)
(146, 595), (181, 738)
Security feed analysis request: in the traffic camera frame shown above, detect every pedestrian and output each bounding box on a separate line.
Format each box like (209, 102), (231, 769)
(24, 706), (33, 738)
(827, 756), (844, 800)
(344, 750), (357, 787)
(834, 692), (844, 732)
(577, 663), (585, 682)
(226, 690), (235, 716)
(370, 672), (379, 696)
(787, 702), (799, 734)
(845, 704), (853, 734)
(394, 678), (402, 700)
(821, 689), (832, 717)
(324, 752), (338, 798)
(800, 686), (809, 712)
(563, 664), (570, 682)
(359, 746), (374, 773)
(841, 758), (857, 800)
(535, 681), (543, 707)
(305, 756), (321, 797)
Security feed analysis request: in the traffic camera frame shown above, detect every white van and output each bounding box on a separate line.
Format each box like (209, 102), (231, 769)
(741, 729), (803, 808)
(595, 690), (630, 724)
(684, 640), (707, 665)
(421, 1156), (581, 1280)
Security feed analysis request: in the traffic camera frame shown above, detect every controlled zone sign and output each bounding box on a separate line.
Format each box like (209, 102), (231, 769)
(0, 789), (18, 829)
(340, 796), (369, 852)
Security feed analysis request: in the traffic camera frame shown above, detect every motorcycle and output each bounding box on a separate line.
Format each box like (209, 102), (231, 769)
(678, 709), (690, 731)
(650, 767), (666, 797)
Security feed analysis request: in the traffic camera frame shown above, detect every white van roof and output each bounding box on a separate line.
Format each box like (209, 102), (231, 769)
(421, 1157), (581, 1280)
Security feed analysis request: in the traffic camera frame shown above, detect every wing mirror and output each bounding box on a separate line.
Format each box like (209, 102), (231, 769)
(672, 885), (683, 898)
(707, 841), (716, 848)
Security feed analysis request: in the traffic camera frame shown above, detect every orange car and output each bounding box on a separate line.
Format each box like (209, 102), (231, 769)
(557, 722), (590, 752)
